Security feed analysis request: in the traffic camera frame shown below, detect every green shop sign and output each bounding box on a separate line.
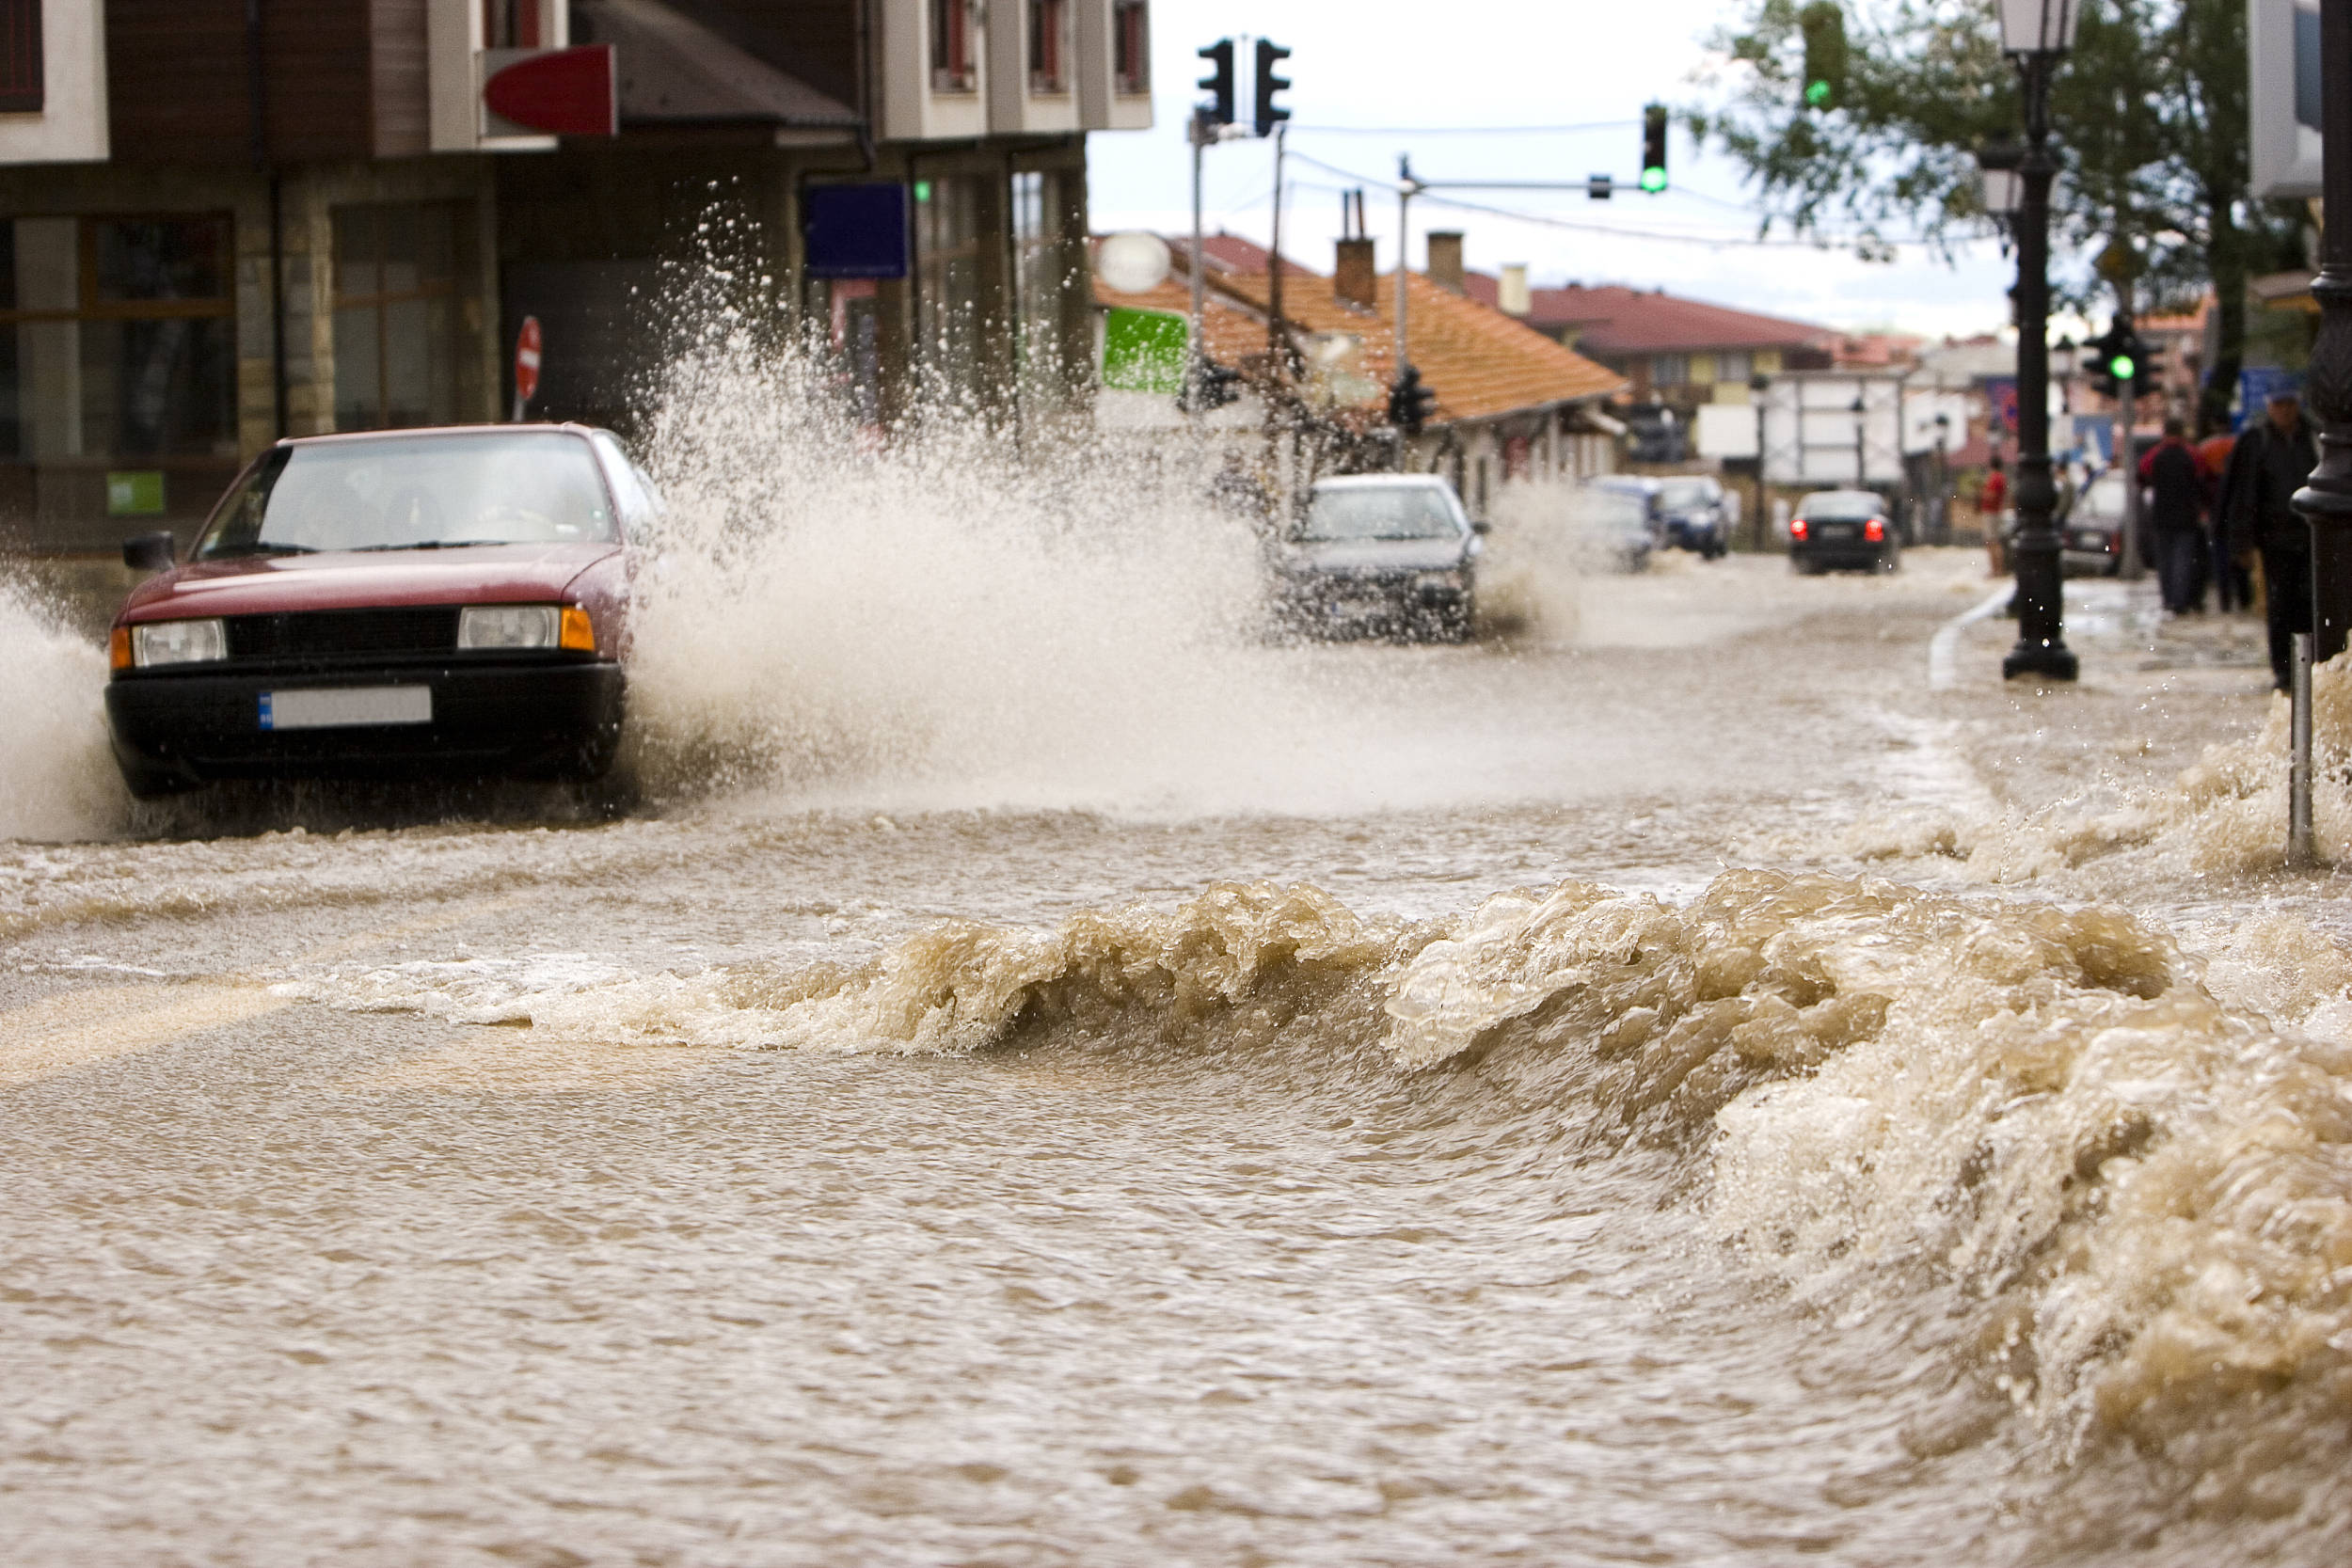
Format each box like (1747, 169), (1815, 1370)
(106, 471), (167, 516)
(1101, 308), (1187, 395)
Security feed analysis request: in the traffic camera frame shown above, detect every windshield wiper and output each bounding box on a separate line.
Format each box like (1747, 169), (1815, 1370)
(199, 542), (316, 559)
(349, 540), (496, 552)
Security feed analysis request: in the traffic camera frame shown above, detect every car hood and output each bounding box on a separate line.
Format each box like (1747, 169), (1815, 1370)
(119, 542), (624, 623)
(1280, 536), (1471, 574)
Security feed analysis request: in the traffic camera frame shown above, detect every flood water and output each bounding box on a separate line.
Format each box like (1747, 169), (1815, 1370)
(6, 378), (2351, 1564)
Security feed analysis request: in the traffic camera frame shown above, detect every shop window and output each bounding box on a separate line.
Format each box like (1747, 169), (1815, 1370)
(1113, 2), (1148, 96)
(1028, 0), (1067, 93)
(332, 203), (471, 432)
(1011, 169), (1069, 405)
(0, 0), (41, 114)
(0, 215), (238, 547)
(914, 177), (981, 402)
(0, 215), (235, 464)
(930, 0), (973, 90)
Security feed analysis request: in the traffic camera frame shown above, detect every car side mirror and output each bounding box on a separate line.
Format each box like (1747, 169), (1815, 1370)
(1470, 519), (1491, 535)
(122, 531), (176, 573)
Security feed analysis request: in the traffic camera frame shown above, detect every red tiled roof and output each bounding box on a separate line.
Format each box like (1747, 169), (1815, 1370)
(1214, 268), (1623, 424)
(1177, 231), (1318, 278)
(1456, 274), (1832, 356)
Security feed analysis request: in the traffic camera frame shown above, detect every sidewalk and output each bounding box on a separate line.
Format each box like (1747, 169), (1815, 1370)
(1946, 572), (2272, 693)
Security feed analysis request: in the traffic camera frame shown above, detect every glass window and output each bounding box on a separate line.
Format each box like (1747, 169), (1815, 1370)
(1113, 2), (1149, 95)
(1651, 353), (1689, 387)
(1298, 485), (1463, 542)
(930, 0), (973, 89)
(195, 432), (618, 558)
(914, 177), (981, 403)
(1028, 0), (1067, 92)
(333, 202), (473, 432)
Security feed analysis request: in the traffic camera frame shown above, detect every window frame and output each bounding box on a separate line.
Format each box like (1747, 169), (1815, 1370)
(930, 0), (974, 91)
(1112, 2), (1149, 96)
(329, 201), (470, 434)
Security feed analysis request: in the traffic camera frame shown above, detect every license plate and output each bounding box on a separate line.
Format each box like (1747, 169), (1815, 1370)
(260, 686), (432, 731)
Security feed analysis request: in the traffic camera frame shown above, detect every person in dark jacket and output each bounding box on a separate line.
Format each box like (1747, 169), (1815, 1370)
(2224, 386), (2322, 689)
(2139, 418), (2208, 612)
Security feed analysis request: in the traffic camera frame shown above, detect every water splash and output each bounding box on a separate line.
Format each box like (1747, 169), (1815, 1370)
(0, 578), (127, 842)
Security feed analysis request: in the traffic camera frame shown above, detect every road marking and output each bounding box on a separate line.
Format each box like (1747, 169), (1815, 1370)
(0, 984), (290, 1087)
(0, 895), (536, 1088)
(1929, 585), (2014, 691)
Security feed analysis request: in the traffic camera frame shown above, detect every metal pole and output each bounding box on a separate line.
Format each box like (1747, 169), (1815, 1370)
(1753, 384), (1769, 552)
(1188, 109), (1206, 415)
(2292, 632), (2316, 866)
(1852, 394), (1867, 485)
(2294, 0), (2352, 666)
(1394, 155), (1413, 379)
(2117, 283), (2146, 581)
(2002, 50), (2079, 681)
(1267, 122), (1288, 376)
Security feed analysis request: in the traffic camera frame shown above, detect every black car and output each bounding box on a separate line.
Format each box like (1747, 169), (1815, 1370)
(1269, 475), (1486, 641)
(1788, 489), (1899, 573)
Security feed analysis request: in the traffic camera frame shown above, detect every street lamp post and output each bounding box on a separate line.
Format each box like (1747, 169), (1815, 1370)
(2295, 0), (2352, 665)
(1993, 0), (2079, 681)
(1750, 372), (1772, 550)
(1934, 412), (1952, 543)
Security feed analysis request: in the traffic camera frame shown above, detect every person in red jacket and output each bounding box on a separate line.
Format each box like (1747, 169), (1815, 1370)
(1979, 454), (2010, 577)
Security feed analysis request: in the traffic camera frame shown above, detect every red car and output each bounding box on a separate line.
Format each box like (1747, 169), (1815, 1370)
(104, 425), (645, 798)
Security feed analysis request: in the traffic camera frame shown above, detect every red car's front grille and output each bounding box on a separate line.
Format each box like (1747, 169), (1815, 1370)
(224, 607), (461, 663)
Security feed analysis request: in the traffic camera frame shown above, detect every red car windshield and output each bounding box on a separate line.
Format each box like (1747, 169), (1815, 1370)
(195, 433), (619, 559)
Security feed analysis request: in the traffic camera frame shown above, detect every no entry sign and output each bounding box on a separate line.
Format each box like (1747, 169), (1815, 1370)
(513, 316), (542, 420)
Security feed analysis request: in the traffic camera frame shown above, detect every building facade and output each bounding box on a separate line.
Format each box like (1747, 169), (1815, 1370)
(0, 0), (1148, 553)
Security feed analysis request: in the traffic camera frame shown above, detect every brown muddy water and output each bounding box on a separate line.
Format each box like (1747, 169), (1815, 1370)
(5, 394), (2351, 1564)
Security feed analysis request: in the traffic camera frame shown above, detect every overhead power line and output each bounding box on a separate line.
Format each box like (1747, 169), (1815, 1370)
(1284, 150), (1932, 254)
(1287, 119), (1639, 135)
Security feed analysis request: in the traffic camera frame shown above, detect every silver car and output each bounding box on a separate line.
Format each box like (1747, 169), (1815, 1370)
(1269, 475), (1486, 641)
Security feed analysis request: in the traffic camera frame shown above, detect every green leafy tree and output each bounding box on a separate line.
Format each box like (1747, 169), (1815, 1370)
(1692, 0), (2307, 428)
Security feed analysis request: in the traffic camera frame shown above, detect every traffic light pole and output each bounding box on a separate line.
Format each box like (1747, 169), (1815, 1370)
(1394, 156), (1416, 385)
(2001, 49), (2078, 682)
(2295, 0), (2352, 670)
(1187, 108), (1206, 417)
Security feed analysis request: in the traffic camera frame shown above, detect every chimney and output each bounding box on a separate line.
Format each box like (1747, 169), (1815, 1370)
(1426, 230), (1465, 293)
(1334, 237), (1377, 309)
(1499, 263), (1531, 317)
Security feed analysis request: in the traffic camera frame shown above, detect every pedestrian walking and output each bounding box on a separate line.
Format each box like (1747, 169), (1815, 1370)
(2139, 417), (2208, 613)
(2222, 385), (2321, 689)
(1979, 454), (2010, 577)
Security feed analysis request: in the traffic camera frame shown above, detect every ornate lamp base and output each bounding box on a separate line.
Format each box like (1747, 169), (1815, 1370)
(2003, 638), (2080, 680)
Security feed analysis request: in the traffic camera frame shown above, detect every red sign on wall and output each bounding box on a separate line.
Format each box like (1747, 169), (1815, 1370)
(484, 45), (617, 138)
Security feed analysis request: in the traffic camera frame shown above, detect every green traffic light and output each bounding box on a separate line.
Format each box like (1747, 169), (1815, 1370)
(1641, 167), (1667, 193)
(1804, 80), (1832, 107)
(2109, 354), (2136, 381)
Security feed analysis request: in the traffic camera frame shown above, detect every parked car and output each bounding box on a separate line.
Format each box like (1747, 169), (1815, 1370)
(1564, 484), (1654, 574)
(1269, 474), (1486, 641)
(104, 425), (647, 798)
(1788, 489), (1900, 573)
(2059, 468), (2126, 577)
(1651, 475), (1733, 559)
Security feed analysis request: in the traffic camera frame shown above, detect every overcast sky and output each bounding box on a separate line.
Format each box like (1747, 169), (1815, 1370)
(1085, 0), (2019, 341)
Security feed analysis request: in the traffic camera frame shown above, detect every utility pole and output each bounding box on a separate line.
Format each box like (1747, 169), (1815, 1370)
(1188, 106), (1207, 412)
(1267, 122), (1290, 376)
(1394, 154), (1418, 388)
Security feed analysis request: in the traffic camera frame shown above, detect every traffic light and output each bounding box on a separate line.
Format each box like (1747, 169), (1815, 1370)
(1640, 104), (1668, 193)
(2084, 317), (2136, 401)
(1197, 40), (1234, 129)
(1388, 366), (1438, 436)
(2137, 335), (2167, 395)
(1799, 2), (1847, 110)
(1252, 40), (1291, 137)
